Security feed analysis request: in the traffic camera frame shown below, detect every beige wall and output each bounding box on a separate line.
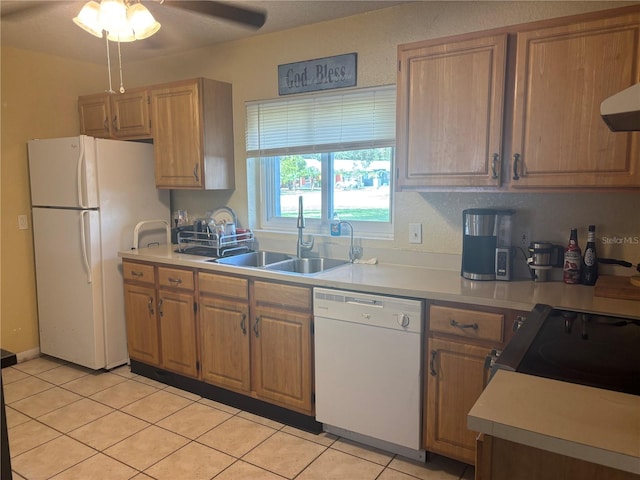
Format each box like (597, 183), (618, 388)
(2, 1), (639, 354)
(1, 48), (105, 353)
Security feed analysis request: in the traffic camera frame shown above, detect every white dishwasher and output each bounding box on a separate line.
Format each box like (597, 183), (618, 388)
(313, 288), (425, 461)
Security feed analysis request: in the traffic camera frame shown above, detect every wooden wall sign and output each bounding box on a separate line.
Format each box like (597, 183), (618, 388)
(278, 53), (357, 95)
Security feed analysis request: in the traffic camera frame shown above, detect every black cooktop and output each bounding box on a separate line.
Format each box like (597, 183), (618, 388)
(495, 304), (640, 396)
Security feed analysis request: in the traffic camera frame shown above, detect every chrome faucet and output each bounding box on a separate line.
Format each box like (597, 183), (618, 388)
(296, 196), (314, 258)
(337, 221), (362, 263)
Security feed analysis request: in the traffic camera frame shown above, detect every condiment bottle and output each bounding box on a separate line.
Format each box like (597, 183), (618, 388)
(581, 225), (598, 286)
(563, 228), (582, 284)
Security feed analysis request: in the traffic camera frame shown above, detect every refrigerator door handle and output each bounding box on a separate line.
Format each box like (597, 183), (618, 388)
(80, 210), (92, 284)
(76, 138), (87, 208)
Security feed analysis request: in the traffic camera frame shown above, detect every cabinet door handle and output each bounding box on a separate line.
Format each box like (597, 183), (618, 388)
(147, 297), (154, 315)
(450, 319), (479, 330)
(193, 164), (199, 182)
(112, 115), (118, 132)
(158, 299), (164, 317)
(512, 153), (521, 180)
(168, 277), (182, 285)
(430, 349), (438, 376)
(240, 314), (247, 335)
(491, 153), (499, 179)
(513, 316), (526, 332)
(103, 117), (109, 131)
(253, 316), (260, 337)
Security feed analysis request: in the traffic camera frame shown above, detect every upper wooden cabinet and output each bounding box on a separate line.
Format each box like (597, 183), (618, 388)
(396, 34), (508, 189)
(397, 7), (640, 191)
(150, 78), (235, 190)
(78, 89), (151, 140)
(510, 12), (640, 188)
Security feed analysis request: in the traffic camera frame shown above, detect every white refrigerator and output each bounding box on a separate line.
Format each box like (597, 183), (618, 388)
(28, 135), (170, 370)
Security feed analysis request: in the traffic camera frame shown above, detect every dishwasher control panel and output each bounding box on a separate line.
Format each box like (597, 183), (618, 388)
(313, 288), (423, 333)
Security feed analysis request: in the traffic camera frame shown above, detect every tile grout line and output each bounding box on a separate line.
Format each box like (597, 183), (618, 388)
(7, 358), (473, 480)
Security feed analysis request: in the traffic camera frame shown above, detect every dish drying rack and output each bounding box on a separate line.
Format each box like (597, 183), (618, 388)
(176, 229), (254, 257)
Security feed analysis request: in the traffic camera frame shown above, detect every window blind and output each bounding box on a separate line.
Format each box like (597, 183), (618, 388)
(246, 85), (396, 157)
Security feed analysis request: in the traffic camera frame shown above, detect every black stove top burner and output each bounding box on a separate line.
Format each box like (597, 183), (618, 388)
(494, 304), (640, 396)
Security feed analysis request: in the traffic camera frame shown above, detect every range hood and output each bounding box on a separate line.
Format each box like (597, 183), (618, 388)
(600, 83), (640, 132)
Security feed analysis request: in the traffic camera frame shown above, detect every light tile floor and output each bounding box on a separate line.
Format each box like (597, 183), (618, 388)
(3, 356), (475, 480)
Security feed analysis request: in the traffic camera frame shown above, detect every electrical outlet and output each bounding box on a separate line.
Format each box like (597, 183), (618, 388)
(409, 223), (422, 244)
(518, 229), (530, 247)
(18, 214), (29, 230)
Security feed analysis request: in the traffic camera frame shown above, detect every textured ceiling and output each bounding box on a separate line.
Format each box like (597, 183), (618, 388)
(1, 1), (407, 64)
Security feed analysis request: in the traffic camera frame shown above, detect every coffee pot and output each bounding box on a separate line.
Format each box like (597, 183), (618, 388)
(461, 209), (514, 281)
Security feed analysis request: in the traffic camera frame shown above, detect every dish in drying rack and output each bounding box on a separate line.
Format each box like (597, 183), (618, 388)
(210, 207), (237, 225)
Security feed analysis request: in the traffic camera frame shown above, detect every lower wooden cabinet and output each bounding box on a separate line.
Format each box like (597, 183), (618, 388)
(123, 260), (198, 378)
(196, 273), (314, 415)
(426, 337), (491, 464)
(158, 289), (198, 377)
(252, 305), (313, 414)
(252, 281), (314, 415)
(199, 295), (251, 392)
(124, 282), (160, 366)
(424, 302), (526, 465)
(477, 435), (638, 480)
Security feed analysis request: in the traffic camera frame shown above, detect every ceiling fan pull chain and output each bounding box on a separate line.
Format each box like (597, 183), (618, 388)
(117, 39), (125, 93)
(105, 35), (115, 94)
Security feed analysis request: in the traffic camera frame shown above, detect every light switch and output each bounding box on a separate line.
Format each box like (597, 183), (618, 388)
(409, 223), (422, 244)
(18, 214), (29, 230)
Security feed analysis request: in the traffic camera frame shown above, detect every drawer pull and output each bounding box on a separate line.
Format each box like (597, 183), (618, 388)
(147, 297), (154, 315)
(450, 319), (478, 330)
(513, 316), (526, 332)
(429, 350), (438, 376)
(131, 271), (144, 278)
(240, 314), (247, 335)
(168, 277), (182, 285)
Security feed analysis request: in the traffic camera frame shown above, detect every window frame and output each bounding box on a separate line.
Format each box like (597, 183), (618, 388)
(247, 85), (396, 239)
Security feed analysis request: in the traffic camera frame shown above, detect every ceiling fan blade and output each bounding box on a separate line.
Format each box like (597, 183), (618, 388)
(161, 1), (266, 29)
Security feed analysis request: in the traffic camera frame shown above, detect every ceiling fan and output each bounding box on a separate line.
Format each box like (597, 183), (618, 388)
(159, 1), (266, 29)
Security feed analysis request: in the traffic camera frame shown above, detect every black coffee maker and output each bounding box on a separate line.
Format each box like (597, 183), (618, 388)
(461, 208), (511, 281)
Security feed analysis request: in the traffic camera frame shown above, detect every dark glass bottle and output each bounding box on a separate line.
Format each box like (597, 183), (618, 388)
(582, 225), (599, 286)
(563, 228), (581, 284)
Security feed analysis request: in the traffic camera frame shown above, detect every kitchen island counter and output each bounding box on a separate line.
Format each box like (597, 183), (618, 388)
(120, 245), (640, 320)
(468, 369), (640, 475)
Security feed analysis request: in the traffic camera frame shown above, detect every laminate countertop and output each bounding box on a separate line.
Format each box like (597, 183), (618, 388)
(468, 370), (640, 475)
(120, 245), (640, 320)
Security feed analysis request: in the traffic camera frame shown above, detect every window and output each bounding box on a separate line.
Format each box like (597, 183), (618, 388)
(246, 85), (395, 237)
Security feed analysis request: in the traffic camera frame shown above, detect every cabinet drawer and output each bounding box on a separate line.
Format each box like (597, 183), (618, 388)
(158, 267), (194, 290)
(123, 261), (155, 285)
(430, 305), (503, 343)
(198, 272), (248, 300)
(254, 281), (311, 311)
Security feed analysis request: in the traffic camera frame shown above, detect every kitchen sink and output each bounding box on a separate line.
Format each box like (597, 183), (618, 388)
(264, 257), (349, 275)
(212, 251), (292, 267)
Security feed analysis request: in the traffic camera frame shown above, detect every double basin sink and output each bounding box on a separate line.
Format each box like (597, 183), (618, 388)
(210, 251), (349, 275)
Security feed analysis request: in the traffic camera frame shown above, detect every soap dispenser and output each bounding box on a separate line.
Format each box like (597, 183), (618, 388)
(330, 212), (341, 236)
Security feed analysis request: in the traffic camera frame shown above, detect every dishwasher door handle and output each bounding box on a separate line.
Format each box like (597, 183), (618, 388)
(346, 297), (382, 307)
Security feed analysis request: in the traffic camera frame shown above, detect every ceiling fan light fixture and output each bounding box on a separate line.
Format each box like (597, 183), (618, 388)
(73, 1), (103, 38)
(127, 3), (161, 40)
(98, 0), (128, 34)
(106, 27), (136, 42)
